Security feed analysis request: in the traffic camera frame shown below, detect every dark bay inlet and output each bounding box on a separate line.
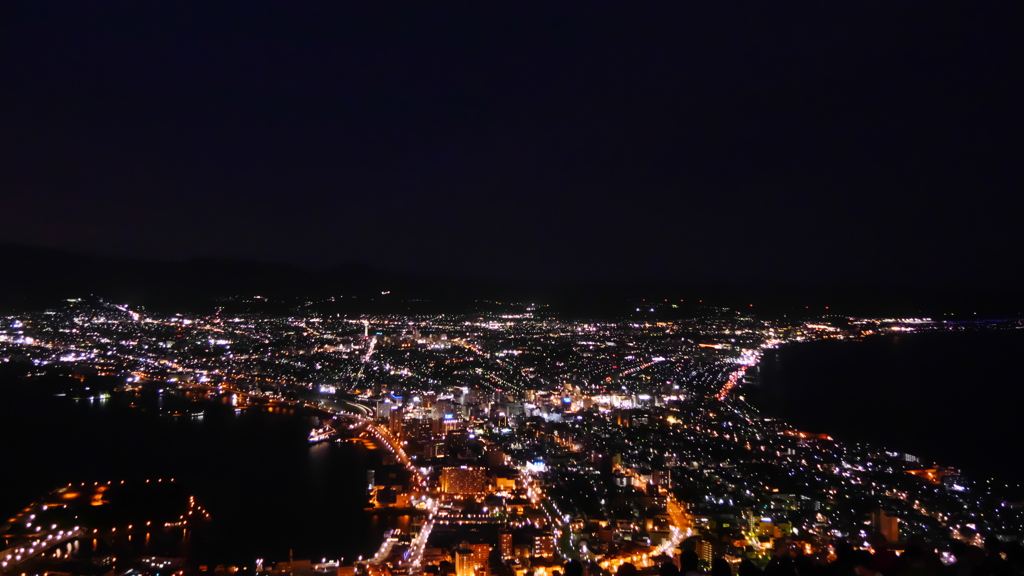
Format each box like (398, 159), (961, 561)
(756, 328), (1024, 492)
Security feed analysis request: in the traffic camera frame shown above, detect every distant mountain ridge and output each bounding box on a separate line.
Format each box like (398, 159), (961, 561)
(0, 243), (1019, 317)
(0, 243), (409, 308)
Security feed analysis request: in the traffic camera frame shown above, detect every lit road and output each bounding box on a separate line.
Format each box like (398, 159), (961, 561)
(1, 527), (84, 573)
(594, 469), (692, 570)
(360, 421), (427, 488)
(364, 497), (437, 576)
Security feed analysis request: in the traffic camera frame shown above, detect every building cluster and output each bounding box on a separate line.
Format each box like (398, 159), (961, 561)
(1, 296), (1022, 576)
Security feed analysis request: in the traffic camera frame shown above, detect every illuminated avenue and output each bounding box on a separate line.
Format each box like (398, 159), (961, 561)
(1, 296), (1022, 576)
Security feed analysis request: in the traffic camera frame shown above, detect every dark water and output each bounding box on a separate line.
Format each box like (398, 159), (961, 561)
(0, 389), (404, 567)
(757, 329), (1024, 483)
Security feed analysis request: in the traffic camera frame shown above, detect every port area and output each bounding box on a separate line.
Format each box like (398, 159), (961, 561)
(1, 479), (212, 576)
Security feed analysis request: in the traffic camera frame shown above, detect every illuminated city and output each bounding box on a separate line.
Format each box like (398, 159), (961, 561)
(2, 2), (1021, 576)
(1, 297), (1021, 576)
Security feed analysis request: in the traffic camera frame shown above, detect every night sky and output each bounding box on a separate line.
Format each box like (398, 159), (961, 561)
(2, 4), (1020, 292)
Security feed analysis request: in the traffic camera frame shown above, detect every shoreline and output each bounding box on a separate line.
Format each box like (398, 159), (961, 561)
(744, 329), (1024, 490)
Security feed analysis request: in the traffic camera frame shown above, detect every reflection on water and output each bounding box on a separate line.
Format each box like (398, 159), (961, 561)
(369, 514), (411, 536)
(0, 388), (398, 566)
(758, 330), (1024, 483)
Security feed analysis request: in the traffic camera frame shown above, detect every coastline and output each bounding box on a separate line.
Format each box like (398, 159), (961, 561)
(747, 329), (1024, 490)
(0, 385), (392, 568)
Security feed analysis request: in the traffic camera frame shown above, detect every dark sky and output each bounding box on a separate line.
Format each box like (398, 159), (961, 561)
(1, 3), (1020, 290)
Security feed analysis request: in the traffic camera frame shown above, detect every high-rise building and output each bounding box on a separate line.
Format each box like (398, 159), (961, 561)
(695, 539), (713, 566)
(454, 542), (483, 576)
(445, 429), (470, 457)
(440, 466), (489, 495)
(468, 543), (491, 576)
(405, 417), (441, 442)
(532, 531), (556, 558)
(389, 406), (404, 437)
(651, 468), (672, 489)
(499, 529), (514, 560)
(873, 508), (899, 543)
(425, 439), (446, 459)
(485, 447), (507, 468)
